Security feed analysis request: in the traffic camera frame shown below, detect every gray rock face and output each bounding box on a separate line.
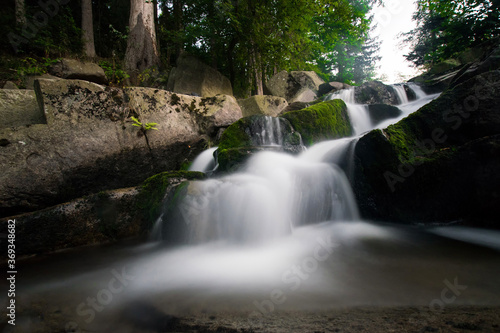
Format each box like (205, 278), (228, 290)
(49, 58), (107, 85)
(265, 70), (325, 103)
(354, 81), (399, 105)
(0, 78), (242, 218)
(238, 95), (288, 117)
(0, 90), (45, 129)
(167, 54), (233, 97)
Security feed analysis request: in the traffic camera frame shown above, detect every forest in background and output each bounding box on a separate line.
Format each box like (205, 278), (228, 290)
(1, 0), (499, 97)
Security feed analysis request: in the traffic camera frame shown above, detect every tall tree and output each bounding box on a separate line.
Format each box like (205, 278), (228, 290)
(82, 0), (96, 58)
(403, 0), (500, 67)
(14, 0), (25, 26)
(125, 0), (160, 72)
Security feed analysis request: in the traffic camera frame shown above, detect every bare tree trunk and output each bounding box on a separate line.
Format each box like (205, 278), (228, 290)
(82, 0), (96, 58)
(173, 0), (183, 61)
(14, 0), (26, 26)
(250, 45), (263, 95)
(125, 0), (160, 73)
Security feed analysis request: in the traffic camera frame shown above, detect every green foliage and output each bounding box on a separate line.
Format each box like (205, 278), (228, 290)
(15, 57), (59, 79)
(99, 60), (130, 86)
(130, 116), (159, 132)
(158, 0), (379, 96)
(402, 0), (500, 67)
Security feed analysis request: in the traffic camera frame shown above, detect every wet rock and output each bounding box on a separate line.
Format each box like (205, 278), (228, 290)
(353, 71), (500, 228)
(0, 171), (205, 257)
(367, 104), (402, 126)
(354, 81), (399, 105)
(282, 99), (352, 146)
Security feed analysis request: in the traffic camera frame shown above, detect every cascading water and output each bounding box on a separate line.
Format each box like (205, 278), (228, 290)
(189, 146), (218, 172)
(328, 88), (372, 135)
(17, 82), (500, 332)
(391, 84), (409, 104)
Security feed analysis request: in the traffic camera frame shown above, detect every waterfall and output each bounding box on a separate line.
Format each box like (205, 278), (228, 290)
(255, 116), (283, 146)
(407, 82), (426, 99)
(158, 82), (438, 245)
(391, 84), (409, 104)
(327, 88), (372, 135)
(189, 147), (218, 172)
(170, 151), (359, 244)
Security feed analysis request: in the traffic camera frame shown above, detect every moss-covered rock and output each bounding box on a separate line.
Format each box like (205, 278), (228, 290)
(136, 171), (206, 225)
(216, 115), (303, 171)
(282, 99), (352, 146)
(353, 70), (500, 228)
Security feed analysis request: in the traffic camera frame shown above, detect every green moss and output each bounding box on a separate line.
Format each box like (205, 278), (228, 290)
(218, 119), (253, 151)
(282, 99), (352, 146)
(136, 171), (205, 226)
(217, 147), (261, 172)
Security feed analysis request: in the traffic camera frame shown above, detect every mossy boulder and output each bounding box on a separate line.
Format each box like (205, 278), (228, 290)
(136, 171), (206, 225)
(282, 99), (352, 146)
(353, 70), (500, 228)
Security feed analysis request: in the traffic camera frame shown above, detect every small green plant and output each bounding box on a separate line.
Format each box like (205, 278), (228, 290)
(131, 116), (159, 132)
(99, 60), (130, 86)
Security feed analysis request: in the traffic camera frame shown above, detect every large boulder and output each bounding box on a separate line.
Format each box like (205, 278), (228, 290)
(354, 81), (399, 105)
(318, 82), (351, 96)
(49, 58), (107, 85)
(0, 171), (205, 257)
(0, 78), (241, 218)
(238, 95), (288, 117)
(367, 104), (402, 126)
(167, 54), (233, 97)
(265, 70), (325, 103)
(353, 70), (500, 228)
(282, 99), (352, 146)
(0, 90), (44, 129)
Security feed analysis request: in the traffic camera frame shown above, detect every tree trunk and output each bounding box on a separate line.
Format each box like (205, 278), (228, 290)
(173, 0), (183, 61)
(82, 0), (96, 58)
(125, 0), (160, 73)
(14, 0), (26, 26)
(250, 45), (263, 95)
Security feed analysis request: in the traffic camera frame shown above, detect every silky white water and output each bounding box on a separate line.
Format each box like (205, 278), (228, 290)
(13, 82), (500, 332)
